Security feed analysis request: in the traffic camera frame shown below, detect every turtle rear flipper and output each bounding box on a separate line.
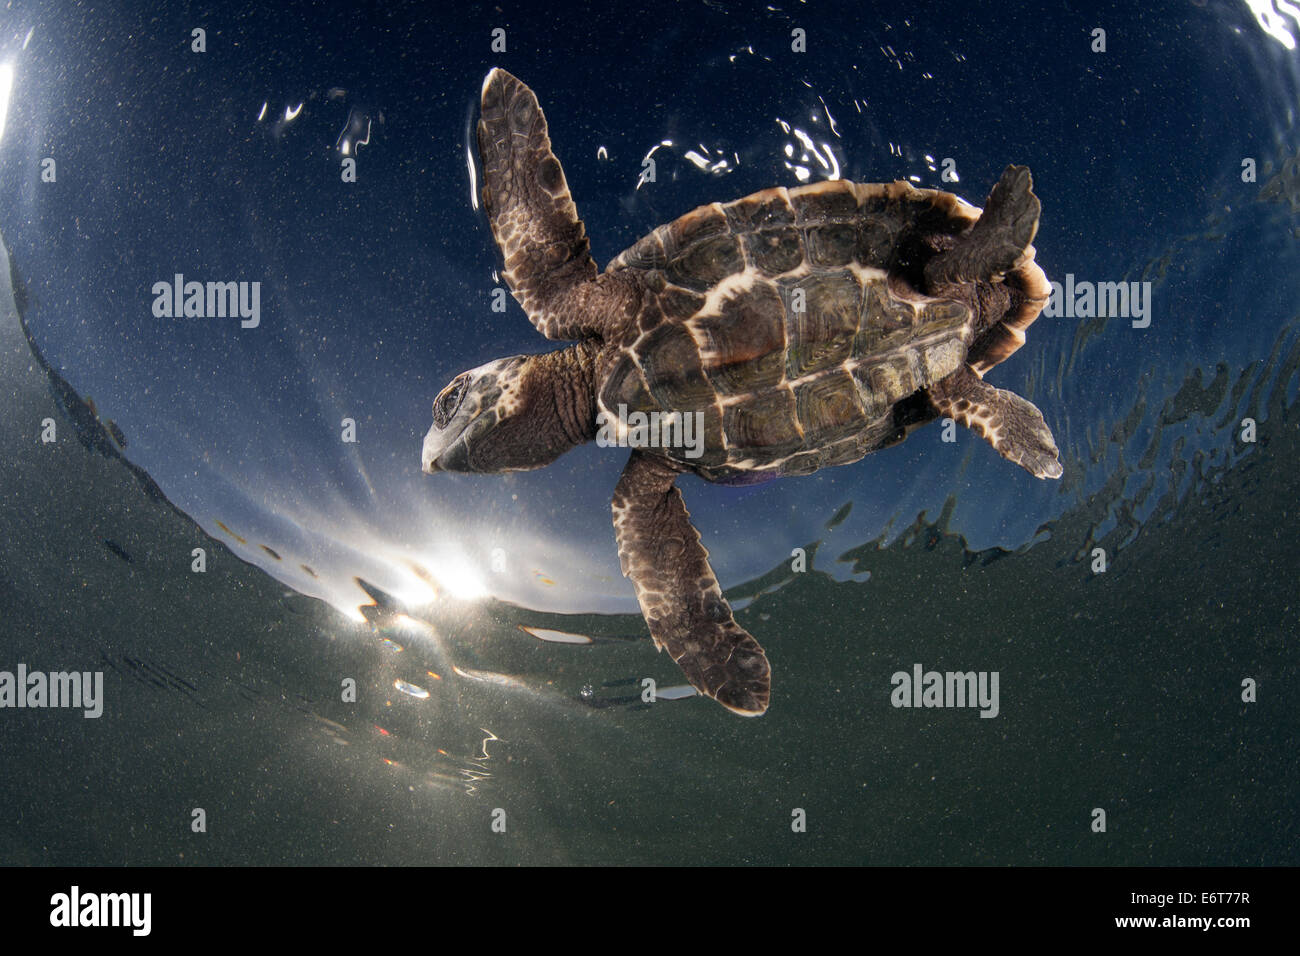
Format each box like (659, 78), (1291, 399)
(478, 68), (635, 341)
(612, 451), (771, 716)
(923, 164), (1040, 291)
(929, 364), (1063, 479)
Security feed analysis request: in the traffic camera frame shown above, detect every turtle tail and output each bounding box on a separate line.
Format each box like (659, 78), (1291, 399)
(923, 165), (1040, 291)
(925, 166), (1051, 375)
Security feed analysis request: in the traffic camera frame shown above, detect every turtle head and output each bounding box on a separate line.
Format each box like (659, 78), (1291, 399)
(422, 348), (595, 474)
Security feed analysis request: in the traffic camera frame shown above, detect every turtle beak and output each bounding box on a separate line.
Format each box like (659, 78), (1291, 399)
(421, 428), (443, 475)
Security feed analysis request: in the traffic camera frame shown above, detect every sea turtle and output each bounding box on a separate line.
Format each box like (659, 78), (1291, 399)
(422, 69), (1059, 716)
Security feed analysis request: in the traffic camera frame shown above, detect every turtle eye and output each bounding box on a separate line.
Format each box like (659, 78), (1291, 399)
(433, 376), (469, 428)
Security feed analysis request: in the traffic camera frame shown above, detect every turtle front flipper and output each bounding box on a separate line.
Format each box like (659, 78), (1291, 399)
(922, 164), (1040, 291)
(612, 451), (771, 716)
(929, 364), (1063, 479)
(478, 68), (636, 341)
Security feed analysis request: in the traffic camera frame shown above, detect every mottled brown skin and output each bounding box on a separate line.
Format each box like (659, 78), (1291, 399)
(421, 69), (1060, 716)
(612, 450), (771, 714)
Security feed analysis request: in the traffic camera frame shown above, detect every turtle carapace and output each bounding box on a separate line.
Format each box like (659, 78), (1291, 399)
(422, 69), (1060, 716)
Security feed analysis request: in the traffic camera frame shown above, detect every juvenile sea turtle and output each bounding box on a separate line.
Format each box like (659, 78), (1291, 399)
(422, 69), (1059, 716)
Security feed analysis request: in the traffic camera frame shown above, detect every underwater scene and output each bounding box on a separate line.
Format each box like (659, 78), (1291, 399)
(0, 0), (1297, 869)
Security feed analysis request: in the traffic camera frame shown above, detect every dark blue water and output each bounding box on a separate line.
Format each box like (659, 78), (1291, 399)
(0, 0), (1296, 864)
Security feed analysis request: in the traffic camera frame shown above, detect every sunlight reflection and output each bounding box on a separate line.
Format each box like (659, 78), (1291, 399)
(0, 63), (15, 145)
(1246, 0), (1300, 49)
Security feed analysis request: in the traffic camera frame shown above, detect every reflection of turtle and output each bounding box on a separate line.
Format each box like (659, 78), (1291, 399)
(422, 69), (1059, 716)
